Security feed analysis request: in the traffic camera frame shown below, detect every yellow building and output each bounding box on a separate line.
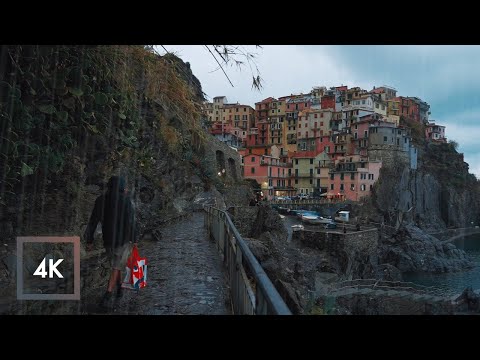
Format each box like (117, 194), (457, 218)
(314, 151), (332, 193)
(292, 151), (325, 195)
(386, 98), (401, 126)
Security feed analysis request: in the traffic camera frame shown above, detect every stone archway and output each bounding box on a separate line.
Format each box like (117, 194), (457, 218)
(228, 158), (237, 180)
(216, 150), (226, 175)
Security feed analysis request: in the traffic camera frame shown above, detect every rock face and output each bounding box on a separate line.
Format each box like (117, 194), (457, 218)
(379, 224), (474, 273)
(376, 167), (479, 230)
(0, 46), (249, 314)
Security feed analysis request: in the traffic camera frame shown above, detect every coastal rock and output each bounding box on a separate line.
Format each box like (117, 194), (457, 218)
(379, 224), (474, 273)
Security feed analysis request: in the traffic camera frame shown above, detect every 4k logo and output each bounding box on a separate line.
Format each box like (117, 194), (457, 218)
(17, 236), (80, 300)
(33, 258), (64, 278)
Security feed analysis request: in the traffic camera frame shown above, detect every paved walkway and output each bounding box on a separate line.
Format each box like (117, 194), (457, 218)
(85, 212), (230, 315)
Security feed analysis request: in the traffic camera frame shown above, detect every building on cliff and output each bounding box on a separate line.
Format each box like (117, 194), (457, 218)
(328, 155), (382, 201)
(425, 121), (447, 143)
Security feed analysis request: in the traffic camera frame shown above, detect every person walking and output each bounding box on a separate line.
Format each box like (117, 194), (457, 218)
(84, 175), (138, 309)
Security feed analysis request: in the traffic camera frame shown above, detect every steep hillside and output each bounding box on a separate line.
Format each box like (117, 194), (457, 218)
(0, 45), (253, 313)
(365, 138), (480, 273)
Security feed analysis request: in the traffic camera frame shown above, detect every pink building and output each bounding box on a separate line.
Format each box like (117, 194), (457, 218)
(327, 155), (382, 201)
(243, 147), (294, 200)
(425, 122), (446, 142)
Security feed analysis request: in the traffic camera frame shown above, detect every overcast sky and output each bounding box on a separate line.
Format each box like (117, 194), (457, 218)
(156, 45), (480, 177)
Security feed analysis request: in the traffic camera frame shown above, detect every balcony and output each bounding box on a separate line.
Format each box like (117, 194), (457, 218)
(273, 186), (296, 191)
(295, 174), (315, 178)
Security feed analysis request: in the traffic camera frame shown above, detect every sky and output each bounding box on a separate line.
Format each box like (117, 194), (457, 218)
(156, 45), (480, 177)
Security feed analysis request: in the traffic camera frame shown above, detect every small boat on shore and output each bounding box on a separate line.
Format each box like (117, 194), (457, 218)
(291, 224), (304, 231)
(300, 213), (334, 225)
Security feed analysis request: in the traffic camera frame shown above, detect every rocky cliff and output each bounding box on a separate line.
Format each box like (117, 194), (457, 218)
(368, 140), (480, 274)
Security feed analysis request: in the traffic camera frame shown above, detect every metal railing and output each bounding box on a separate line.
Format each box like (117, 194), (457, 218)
(204, 206), (291, 315)
(332, 279), (456, 297)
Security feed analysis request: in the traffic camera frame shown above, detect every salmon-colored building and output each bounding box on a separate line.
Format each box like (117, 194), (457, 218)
(255, 97), (276, 146)
(243, 146), (294, 200)
(425, 122), (447, 142)
(328, 155), (382, 201)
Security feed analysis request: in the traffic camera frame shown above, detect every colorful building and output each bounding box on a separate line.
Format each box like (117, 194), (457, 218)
(314, 151), (332, 193)
(425, 122), (447, 142)
(242, 145), (294, 200)
(328, 155), (382, 201)
(292, 151), (325, 195)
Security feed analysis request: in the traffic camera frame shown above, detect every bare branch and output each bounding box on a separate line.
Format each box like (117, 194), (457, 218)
(204, 45), (234, 88)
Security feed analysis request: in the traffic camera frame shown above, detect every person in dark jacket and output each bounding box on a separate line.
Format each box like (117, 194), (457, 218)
(84, 176), (137, 308)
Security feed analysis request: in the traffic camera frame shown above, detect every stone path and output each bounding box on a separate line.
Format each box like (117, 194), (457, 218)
(84, 212), (231, 315)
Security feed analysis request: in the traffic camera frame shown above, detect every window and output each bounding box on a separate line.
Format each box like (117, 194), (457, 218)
(340, 174), (344, 180)
(295, 179), (298, 184)
(305, 103), (308, 107)
(271, 109), (275, 114)
(369, 174), (374, 180)
(295, 169), (298, 176)
(362, 100), (365, 105)
(216, 117), (219, 121)
(314, 114), (318, 118)
(320, 113), (324, 118)
(251, 157), (255, 162)
(320, 121), (324, 126)
(310, 169), (313, 176)
(317, 168), (320, 174)
(383, 136), (388, 142)
(361, 184), (366, 191)
(350, 184), (355, 191)
(330, 184), (334, 190)
(295, 159), (298, 165)
(244, 107), (246, 112)
(251, 167), (255, 174)
(351, 173), (355, 180)
(311, 140), (315, 145)
(354, 132), (357, 139)
(340, 184), (344, 191)
(370, 184), (373, 191)
(310, 159), (314, 164)
(382, 105), (385, 110)
(375, 103), (379, 109)
(355, 124), (358, 130)
(364, 130), (368, 138)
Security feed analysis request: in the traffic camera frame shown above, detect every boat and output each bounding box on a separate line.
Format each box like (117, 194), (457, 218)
(291, 224), (304, 232)
(301, 215), (335, 225)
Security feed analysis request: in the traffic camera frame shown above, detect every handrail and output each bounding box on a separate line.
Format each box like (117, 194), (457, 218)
(204, 206), (291, 315)
(332, 278), (455, 297)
